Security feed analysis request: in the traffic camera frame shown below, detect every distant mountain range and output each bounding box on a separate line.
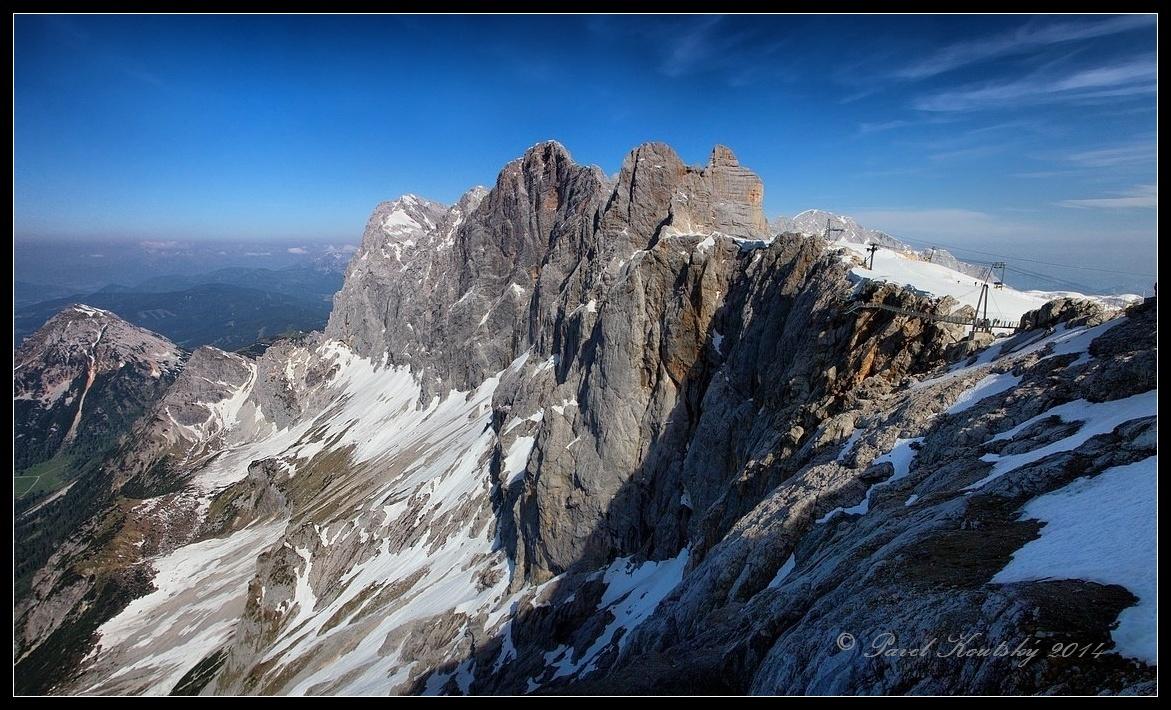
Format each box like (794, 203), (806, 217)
(14, 265), (344, 352)
(94, 264), (342, 302)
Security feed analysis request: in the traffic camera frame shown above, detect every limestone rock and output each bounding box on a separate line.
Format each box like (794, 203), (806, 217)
(1020, 297), (1109, 331)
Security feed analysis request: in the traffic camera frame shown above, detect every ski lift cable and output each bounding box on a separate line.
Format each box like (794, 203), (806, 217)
(1004, 265), (1100, 294)
(986, 288), (1008, 322)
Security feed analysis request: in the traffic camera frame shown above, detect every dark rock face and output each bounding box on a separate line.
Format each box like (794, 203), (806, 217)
(14, 305), (183, 472)
(324, 141), (771, 403)
(322, 140), (808, 582)
(325, 142), (608, 399)
(446, 294), (1155, 697)
(1019, 297), (1108, 331)
(501, 236), (972, 583)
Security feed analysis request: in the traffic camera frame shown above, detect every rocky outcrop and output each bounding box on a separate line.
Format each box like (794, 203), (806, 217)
(431, 295), (1156, 696)
(324, 141), (770, 403)
(113, 346), (260, 495)
(583, 300), (1158, 695)
(324, 142), (607, 399)
(601, 143), (768, 244)
(497, 234), (973, 583)
(1019, 296), (1110, 331)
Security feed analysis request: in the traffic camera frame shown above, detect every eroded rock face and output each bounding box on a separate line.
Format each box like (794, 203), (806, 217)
(458, 296), (1157, 697)
(324, 140), (770, 405)
(324, 142), (607, 400)
(498, 234), (973, 583)
(318, 141), (782, 582)
(601, 143), (769, 245)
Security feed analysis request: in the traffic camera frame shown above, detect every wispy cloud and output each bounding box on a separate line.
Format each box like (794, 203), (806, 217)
(855, 114), (962, 137)
(928, 145), (1004, 162)
(47, 16), (166, 87)
(1058, 184), (1157, 209)
(1017, 140), (1155, 181)
(894, 119), (1042, 160)
(589, 15), (792, 85)
(914, 56), (1156, 112)
(1013, 170), (1084, 179)
(857, 119), (912, 135)
(287, 246), (308, 254)
(895, 15), (1155, 80)
(139, 240), (183, 252)
(659, 16), (725, 78)
(850, 208), (1035, 240)
(1063, 142), (1156, 168)
(853, 166), (929, 179)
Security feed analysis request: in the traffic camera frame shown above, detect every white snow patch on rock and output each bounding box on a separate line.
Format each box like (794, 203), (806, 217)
(819, 437), (923, 522)
(946, 372), (1022, 415)
(968, 390), (1156, 491)
(767, 554), (796, 589)
(503, 436), (536, 485)
(993, 456), (1157, 664)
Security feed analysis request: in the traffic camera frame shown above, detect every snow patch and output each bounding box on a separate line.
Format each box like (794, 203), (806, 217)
(993, 457), (1157, 664)
(819, 437), (923, 522)
(967, 390), (1156, 490)
(532, 549), (690, 685)
(503, 436), (536, 486)
(83, 521), (287, 695)
(767, 554), (796, 589)
(840, 239), (1050, 324)
(836, 430), (863, 463)
(946, 372), (1022, 415)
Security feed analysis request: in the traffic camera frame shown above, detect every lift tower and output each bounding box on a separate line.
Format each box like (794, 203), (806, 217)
(969, 265), (995, 341)
(822, 217), (845, 242)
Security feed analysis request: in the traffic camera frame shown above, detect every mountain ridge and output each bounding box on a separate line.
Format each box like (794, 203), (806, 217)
(773, 208), (991, 280)
(13, 141), (1157, 696)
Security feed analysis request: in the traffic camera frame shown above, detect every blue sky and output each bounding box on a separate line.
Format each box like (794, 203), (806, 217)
(14, 14), (1158, 293)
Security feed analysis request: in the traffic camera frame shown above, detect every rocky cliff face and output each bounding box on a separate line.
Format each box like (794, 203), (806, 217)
(13, 142), (1157, 697)
(569, 297), (1157, 695)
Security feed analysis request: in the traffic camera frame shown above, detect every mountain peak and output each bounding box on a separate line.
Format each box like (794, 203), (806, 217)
(63, 303), (117, 319)
(604, 141), (767, 239)
(521, 139), (573, 165)
(369, 194), (448, 242)
(708, 144), (740, 168)
(14, 304), (182, 470)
